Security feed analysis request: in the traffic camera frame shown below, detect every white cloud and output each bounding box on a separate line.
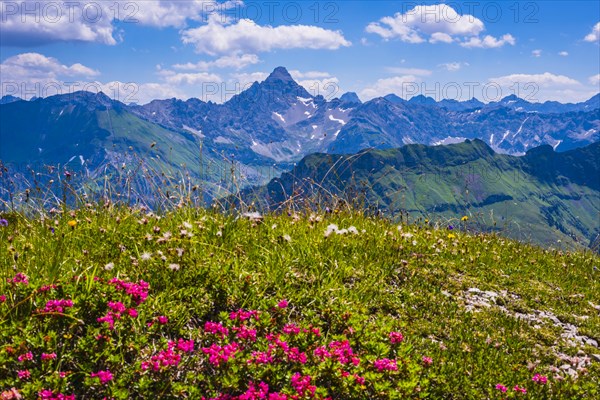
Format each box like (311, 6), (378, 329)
(0, 1), (116, 45)
(490, 72), (580, 87)
(0, 53), (99, 83)
(360, 75), (421, 100)
(93, 81), (189, 104)
(158, 70), (222, 85)
(230, 72), (269, 86)
(532, 49), (542, 57)
(589, 74), (600, 86)
(487, 72), (595, 103)
(430, 32), (453, 44)
(366, 4), (515, 48)
(182, 16), (351, 55)
(290, 70), (332, 79)
(173, 54), (260, 71)
(438, 62), (468, 72)
(385, 67), (432, 76)
(0, 52), (226, 104)
(584, 22), (600, 42)
(460, 34), (516, 48)
(0, 1), (239, 46)
(558, 51), (569, 56)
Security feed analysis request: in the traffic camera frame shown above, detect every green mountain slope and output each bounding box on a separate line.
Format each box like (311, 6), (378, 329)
(241, 140), (600, 249)
(0, 92), (240, 203)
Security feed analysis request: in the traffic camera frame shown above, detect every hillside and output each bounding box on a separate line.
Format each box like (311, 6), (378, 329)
(240, 140), (600, 250)
(0, 92), (246, 202)
(1, 68), (598, 202)
(0, 207), (598, 398)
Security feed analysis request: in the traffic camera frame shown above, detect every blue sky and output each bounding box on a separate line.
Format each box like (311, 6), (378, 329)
(1, 0), (599, 104)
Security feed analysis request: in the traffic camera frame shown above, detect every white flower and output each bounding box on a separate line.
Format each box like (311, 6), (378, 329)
(216, 230), (223, 237)
(347, 226), (359, 235)
(324, 224), (339, 237)
(176, 248), (184, 257)
(104, 262), (114, 271)
(141, 252), (152, 261)
(412, 240), (418, 246)
(336, 228), (348, 235)
(183, 221), (192, 229)
(282, 234), (292, 242)
(242, 212), (263, 223)
(401, 232), (414, 239)
(397, 225), (403, 231)
(272, 224), (278, 230)
(168, 263), (180, 271)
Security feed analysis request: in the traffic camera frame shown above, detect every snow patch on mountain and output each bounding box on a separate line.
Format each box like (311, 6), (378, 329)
(214, 136), (233, 144)
(297, 97), (316, 108)
(328, 114), (346, 125)
(273, 112), (285, 123)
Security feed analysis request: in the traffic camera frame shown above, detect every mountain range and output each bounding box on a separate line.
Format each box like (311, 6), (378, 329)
(239, 139), (600, 250)
(0, 66), (599, 200)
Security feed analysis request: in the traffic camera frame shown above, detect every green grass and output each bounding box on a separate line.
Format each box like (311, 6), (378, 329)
(1, 206), (599, 399)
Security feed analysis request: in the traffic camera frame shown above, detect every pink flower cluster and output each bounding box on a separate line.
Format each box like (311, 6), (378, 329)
(234, 325), (257, 342)
(17, 352), (33, 362)
(229, 309), (260, 321)
(290, 373), (316, 397)
(205, 382), (292, 400)
(286, 347), (307, 364)
(9, 272), (28, 285)
(39, 284), (58, 292)
(282, 324), (301, 335)
(107, 301), (126, 313)
(43, 299), (74, 313)
(513, 385), (527, 394)
(277, 299), (288, 308)
(238, 382), (269, 400)
(247, 350), (274, 365)
(97, 301), (138, 330)
(141, 342), (182, 372)
(313, 340), (360, 366)
(495, 384), (507, 392)
(176, 338), (195, 353)
(389, 331), (404, 344)
(202, 343), (240, 367)
(532, 373), (548, 384)
(38, 390), (75, 400)
(204, 321), (229, 337)
(17, 370), (30, 380)
(41, 353), (57, 362)
(422, 356), (433, 366)
(373, 358), (398, 372)
(90, 369), (113, 385)
(108, 278), (149, 305)
(0, 294), (6, 303)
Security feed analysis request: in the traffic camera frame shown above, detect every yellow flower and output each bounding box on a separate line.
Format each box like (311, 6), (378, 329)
(447, 233), (456, 239)
(424, 219), (429, 224)
(461, 216), (469, 222)
(67, 220), (77, 228)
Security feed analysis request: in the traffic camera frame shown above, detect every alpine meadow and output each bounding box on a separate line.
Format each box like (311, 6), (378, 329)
(1, 1), (599, 399)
